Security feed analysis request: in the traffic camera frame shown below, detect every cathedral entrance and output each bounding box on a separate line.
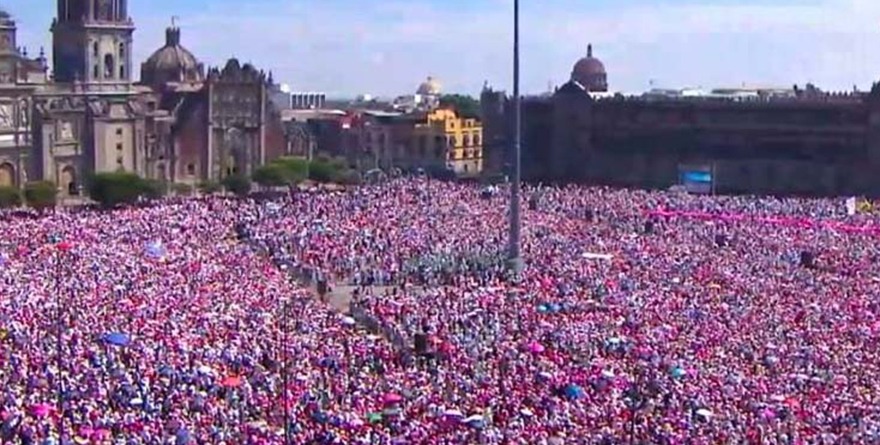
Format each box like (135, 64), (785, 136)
(0, 162), (15, 188)
(60, 166), (78, 196)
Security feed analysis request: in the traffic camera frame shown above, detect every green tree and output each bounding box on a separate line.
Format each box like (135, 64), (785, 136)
(308, 159), (337, 183)
(23, 181), (57, 209)
(87, 172), (152, 207)
(439, 94), (480, 118)
(0, 186), (22, 208)
(252, 163), (291, 188)
(171, 183), (193, 196)
(221, 174), (251, 196)
(141, 179), (167, 200)
(273, 157), (309, 182)
(197, 180), (222, 194)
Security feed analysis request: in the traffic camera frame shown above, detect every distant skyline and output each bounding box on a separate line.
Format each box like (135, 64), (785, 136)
(5, 0), (880, 97)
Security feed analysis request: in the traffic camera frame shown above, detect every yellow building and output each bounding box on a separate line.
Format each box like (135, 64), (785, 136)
(417, 108), (483, 176)
(356, 108), (483, 176)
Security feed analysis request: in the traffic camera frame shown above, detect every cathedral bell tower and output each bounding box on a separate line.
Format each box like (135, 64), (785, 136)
(51, 0), (134, 91)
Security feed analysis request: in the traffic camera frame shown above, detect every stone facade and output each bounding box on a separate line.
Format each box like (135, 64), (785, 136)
(481, 47), (880, 197)
(0, 1), (286, 196)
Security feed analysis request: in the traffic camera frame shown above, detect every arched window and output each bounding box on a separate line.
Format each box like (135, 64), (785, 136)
(119, 65), (125, 79)
(93, 64), (99, 79)
(104, 54), (114, 78)
(92, 41), (99, 57)
(118, 42), (125, 59)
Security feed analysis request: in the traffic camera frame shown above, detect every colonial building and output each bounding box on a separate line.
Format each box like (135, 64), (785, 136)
(0, 10), (47, 188)
(0, 1), (286, 195)
(352, 108), (483, 175)
(482, 44), (880, 196)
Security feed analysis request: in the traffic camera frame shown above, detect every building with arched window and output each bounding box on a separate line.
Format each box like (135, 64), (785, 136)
(0, 1), (286, 196)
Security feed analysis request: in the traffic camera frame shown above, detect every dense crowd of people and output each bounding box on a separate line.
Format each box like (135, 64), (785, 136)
(1, 178), (879, 444)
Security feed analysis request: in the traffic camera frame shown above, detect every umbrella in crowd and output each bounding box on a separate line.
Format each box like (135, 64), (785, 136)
(101, 332), (131, 347)
(0, 178), (879, 443)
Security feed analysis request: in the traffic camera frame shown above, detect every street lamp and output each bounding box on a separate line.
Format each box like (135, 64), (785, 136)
(506, 0), (524, 276)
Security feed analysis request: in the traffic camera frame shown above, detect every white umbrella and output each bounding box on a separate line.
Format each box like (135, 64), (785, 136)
(696, 408), (713, 418)
(462, 415), (484, 424)
(341, 316), (356, 326)
(443, 409), (464, 418)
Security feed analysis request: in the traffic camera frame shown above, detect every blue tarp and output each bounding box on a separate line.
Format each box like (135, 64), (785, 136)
(102, 332), (131, 347)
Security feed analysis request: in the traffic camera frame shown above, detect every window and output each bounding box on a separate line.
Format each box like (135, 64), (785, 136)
(116, 156), (124, 165)
(93, 65), (99, 79)
(104, 54), (115, 78)
(116, 143), (123, 151)
(119, 65), (125, 79)
(474, 134), (481, 146)
(186, 163), (196, 175)
(93, 42), (99, 57)
(118, 43), (125, 59)
(116, 128), (123, 136)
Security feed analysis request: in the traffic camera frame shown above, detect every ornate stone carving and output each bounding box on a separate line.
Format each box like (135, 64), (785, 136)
(59, 121), (73, 140)
(0, 103), (12, 129)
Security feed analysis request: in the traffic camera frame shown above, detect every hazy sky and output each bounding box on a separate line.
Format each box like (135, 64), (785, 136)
(5, 0), (880, 97)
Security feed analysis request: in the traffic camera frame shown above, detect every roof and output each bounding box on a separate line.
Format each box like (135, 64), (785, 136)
(141, 27), (204, 86)
(281, 109), (347, 122)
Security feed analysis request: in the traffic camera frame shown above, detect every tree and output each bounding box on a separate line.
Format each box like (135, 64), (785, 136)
(23, 181), (57, 209)
(308, 159), (338, 183)
(141, 179), (167, 200)
(171, 183), (193, 196)
(273, 157), (309, 182)
(0, 186), (22, 208)
(87, 172), (152, 207)
(197, 180), (222, 194)
(252, 163), (291, 188)
(221, 174), (251, 196)
(308, 156), (352, 184)
(439, 94), (480, 119)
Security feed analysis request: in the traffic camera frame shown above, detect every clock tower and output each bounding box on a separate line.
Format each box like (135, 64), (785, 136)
(51, 0), (134, 91)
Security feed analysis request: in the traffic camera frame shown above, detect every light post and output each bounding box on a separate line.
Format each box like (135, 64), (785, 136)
(506, 0), (524, 276)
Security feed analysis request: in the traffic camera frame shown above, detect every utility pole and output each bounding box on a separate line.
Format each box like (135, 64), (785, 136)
(507, 0), (524, 276)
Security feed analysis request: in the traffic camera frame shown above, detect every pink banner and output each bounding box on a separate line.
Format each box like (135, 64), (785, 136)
(646, 209), (880, 236)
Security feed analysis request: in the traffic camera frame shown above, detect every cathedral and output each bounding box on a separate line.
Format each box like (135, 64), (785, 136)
(0, 0), (286, 195)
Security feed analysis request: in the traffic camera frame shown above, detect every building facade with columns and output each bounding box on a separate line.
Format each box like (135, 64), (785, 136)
(0, 0), (286, 196)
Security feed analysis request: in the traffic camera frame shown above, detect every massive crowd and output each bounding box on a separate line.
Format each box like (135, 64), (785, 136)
(1, 178), (879, 444)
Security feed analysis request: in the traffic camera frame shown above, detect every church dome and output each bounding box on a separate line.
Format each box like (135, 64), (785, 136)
(141, 25), (204, 87)
(571, 44), (608, 92)
(0, 9), (13, 25)
(417, 76), (442, 96)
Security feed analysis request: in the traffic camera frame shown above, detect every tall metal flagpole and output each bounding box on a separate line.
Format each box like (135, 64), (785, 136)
(507, 0), (524, 276)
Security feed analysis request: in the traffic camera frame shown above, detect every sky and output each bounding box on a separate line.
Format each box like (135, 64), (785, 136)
(4, 0), (880, 98)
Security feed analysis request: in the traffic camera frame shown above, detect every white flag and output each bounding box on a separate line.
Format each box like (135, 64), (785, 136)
(846, 197), (857, 216)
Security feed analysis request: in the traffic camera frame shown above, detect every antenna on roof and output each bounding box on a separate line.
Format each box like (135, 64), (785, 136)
(171, 16), (179, 28)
